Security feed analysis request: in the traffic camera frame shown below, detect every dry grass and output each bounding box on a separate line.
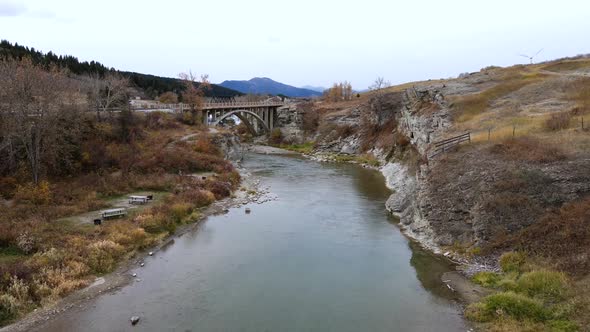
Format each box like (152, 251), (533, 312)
(488, 136), (568, 163)
(542, 60), (590, 73)
(0, 113), (241, 325)
(489, 197), (590, 276)
(452, 73), (546, 122)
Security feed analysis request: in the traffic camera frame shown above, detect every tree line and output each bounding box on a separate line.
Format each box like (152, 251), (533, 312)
(0, 40), (241, 99)
(323, 81), (354, 102)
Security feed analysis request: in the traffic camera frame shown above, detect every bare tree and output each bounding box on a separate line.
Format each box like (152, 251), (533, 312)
(0, 57), (83, 184)
(178, 72), (210, 124)
(368, 77), (391, 113)
(87, 72), (129, 121)
(369, 77), (391, 92)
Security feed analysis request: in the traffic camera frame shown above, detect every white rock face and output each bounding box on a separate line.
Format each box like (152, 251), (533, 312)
(381, 162), (416, 214)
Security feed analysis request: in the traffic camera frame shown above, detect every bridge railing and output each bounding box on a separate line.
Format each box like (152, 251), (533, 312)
(130, 101), (285, 111)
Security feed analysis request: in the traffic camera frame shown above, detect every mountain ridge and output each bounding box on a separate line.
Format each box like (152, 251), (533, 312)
(220, 77), (322, 97)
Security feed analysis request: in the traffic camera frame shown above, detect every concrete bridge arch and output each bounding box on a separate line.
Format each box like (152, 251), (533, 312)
(212, 110), (270, 135)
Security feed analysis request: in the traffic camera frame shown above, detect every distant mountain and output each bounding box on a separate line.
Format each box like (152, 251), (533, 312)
(301, 85), (327, 93)
(220, 77), (322, 97)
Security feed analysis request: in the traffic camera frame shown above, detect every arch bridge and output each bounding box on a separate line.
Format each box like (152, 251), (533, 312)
(132, 100), (284, 135)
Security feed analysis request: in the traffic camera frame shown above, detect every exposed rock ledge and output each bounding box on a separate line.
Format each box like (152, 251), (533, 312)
(381, 162), (441, 254)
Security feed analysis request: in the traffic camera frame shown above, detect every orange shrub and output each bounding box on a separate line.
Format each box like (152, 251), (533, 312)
(13, 181), (52, 205)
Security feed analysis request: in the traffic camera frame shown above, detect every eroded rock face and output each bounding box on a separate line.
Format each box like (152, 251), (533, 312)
(276, 105), (305, 144)
(212, 132), (243, 162)
(398, 88), (452, 155)
(382, 162), (416, 214)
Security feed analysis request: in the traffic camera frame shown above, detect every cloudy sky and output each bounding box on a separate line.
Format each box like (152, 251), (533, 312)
(1, 0), (589, 90)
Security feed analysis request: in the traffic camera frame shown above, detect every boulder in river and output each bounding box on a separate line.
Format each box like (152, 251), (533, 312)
(130, 316), (140, 325)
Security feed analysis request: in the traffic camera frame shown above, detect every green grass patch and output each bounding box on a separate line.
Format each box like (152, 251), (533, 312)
(331, 154), (380, 167)
(500, 251), (527, 273)
(467, 291), (549, 322)
(472, 271), (502, 288)
(465, 252), (581, 331)
(278, 142), (315, 154)
(517, 270), (569, 301)
(0, 247), (26, 264)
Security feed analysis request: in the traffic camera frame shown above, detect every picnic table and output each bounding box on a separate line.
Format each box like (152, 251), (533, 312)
(129, 195), (149, 204)
(101, 208), (127, 219)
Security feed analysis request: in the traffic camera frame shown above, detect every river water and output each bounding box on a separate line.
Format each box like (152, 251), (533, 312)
(37, 153), (466, 332)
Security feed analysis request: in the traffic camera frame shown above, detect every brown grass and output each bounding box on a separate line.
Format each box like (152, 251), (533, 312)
(0, 113), (240, 325)
(489, 197), (590, 276)
(452, 73), (546, 122)
(542, 60), (590, 73)
(489, 137), (567, 163)
(544, 111), (573, 131)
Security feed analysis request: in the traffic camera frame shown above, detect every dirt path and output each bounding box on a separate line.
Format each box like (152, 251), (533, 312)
(58, 191), (169, 226)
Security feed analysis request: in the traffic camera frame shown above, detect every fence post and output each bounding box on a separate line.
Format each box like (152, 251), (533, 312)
(513, 125), (516, 137)
(583, 117), (585, 130)
(488, 128), (491, 141)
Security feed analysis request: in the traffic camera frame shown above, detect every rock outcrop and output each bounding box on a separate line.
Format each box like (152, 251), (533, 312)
(212, 132), (243, 162)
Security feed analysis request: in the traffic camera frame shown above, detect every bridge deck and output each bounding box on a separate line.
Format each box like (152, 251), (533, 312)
(131, 101), (284, 111)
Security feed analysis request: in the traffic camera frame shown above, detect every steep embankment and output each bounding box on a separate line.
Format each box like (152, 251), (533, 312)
(295, 60), (590, 258)
(277, 57), (590, 329)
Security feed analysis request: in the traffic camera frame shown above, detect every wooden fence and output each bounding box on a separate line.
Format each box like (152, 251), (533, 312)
(428, 132), (471, 159)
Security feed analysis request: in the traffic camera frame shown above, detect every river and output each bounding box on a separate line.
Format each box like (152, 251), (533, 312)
(35, 153), (467, 331)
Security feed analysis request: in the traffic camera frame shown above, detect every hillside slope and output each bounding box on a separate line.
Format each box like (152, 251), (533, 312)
(0, 40), (242, 98)
(220, 77), (322, 97)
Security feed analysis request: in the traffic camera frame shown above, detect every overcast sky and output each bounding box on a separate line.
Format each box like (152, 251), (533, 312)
(1, 0), (589, 90)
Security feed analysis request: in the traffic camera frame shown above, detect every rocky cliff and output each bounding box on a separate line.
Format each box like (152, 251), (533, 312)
(296, 67), (590, 257)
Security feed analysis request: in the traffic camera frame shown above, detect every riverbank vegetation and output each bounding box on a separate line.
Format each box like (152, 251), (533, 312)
(0, 57), (240, 325)
(467, 252), (587, 331)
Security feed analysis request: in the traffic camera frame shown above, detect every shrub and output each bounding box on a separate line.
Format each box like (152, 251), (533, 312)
(170, 203), (193, 223)
(470, 292), (549, 322)
(545, 111), (572, 131)
(193, 136), (220, 155)
(472, 271), (502, 288)
(516, 270), (569, 301)
(28, 248), (67, 270)
(489, 137), (567, 163)
(465, 302), (492, 322)
(302, 106), (320, 133)
(269, 128), (283, 145)
(205, 181), (232, 200)
(0, 276), (33, 323)
(16, 232), (36, 254)
(86, 240), (124, 274)
(105, 223), (150, 248)
(0, 177), (17, 199)
(178, 189), (216, 208)
(491, 198), (590, 275)
(13, 181), (52, 205)
(500, 252), (527, 273)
